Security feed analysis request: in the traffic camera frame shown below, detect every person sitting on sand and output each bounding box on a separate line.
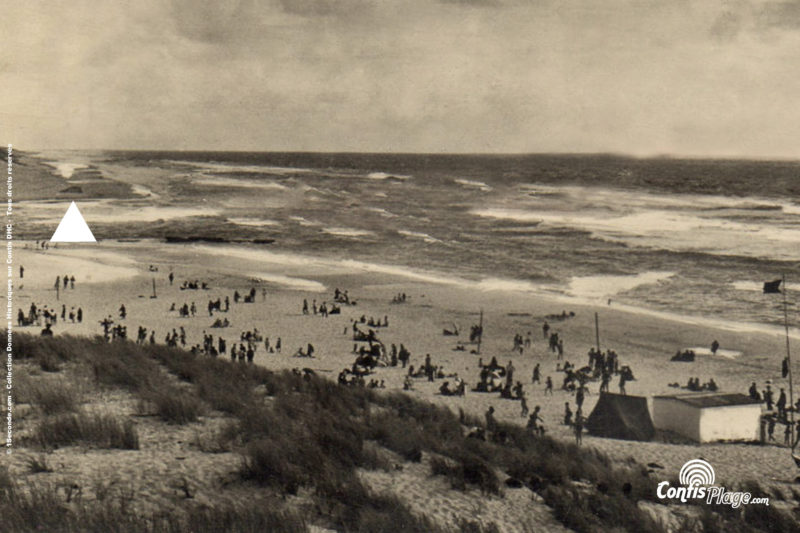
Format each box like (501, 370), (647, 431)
(527, 406), (544, 436)
(439, 381), (452, 396)
(563, 402), (573, 426)
(404, 375), (414, 391)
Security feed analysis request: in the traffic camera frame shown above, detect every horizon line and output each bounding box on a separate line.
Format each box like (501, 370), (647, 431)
(16, 147), (800, 164)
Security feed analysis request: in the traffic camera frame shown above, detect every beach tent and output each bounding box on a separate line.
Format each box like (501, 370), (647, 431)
(652, 393), (761, 443)
(586, 393), (655, 441)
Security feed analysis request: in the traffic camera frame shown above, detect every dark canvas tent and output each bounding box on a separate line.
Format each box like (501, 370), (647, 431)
(586, 393), (655, 441)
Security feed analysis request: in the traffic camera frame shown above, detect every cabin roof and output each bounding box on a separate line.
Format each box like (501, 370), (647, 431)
(653, 393), (761, 408)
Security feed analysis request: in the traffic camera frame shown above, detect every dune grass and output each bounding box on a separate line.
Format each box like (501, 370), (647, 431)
(32, 412), (139, 450)
(0, 467), (307, 533)
(8, 331), (799, 532)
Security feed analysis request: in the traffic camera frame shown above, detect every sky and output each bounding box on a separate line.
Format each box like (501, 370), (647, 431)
(3, 0), (800, 157)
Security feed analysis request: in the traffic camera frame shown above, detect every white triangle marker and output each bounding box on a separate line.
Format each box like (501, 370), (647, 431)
(50, 201), (96, 243)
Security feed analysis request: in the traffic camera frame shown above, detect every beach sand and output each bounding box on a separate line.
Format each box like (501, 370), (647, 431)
(10, 240), (800, 525)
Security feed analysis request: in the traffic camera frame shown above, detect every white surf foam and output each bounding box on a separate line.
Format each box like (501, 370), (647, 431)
(366, 172), (411, 181)
(194, 176), (289, 190)
(227, 217), (280, 227)
(289, 216), (319, 227)
(45, 162), (88, 179)
(398, 230), (442, 244)
(168, 160), (310, 175)
(568, 272), (675, 301)
(455, 178), (492, 192)
(472, 206), (800, 260)
(322, 227), (374, 238)
(365, 207), (397, 217)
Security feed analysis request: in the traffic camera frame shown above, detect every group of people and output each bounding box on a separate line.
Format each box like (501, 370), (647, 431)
(21, 302), (83, 328)
(54, 274), (76, 291)
(302, 299), (340, 317)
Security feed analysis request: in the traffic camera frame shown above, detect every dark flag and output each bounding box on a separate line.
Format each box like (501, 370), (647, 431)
(783, 357), (790, 379)
(764, 279), (783, 294)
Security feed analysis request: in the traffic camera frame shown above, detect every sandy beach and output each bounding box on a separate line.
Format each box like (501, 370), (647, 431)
(11, 239), (799, 498)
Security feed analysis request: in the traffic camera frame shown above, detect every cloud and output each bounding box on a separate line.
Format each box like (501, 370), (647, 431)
(758, 1), (800, 29)
(2, 0), (800, 157)
(709, 10), (743, 41)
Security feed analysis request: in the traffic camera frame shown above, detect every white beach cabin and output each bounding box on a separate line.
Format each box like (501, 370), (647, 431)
(652, 393), (762, 443)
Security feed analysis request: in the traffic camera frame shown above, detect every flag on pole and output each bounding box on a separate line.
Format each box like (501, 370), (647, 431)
(764, 279), (783, 294)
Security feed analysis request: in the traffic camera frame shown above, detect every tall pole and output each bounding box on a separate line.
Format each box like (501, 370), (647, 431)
(152, 278), (157, 298)
(595, 312), (601, 352)
(476, 309), (483, 355)
(783, 274), (795, 448)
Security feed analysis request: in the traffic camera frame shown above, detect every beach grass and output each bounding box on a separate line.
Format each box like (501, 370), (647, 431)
(32, 412), (139, 450)
(7, 330), (799, 532)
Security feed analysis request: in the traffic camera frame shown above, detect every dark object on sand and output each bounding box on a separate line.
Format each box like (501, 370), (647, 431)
(671, 350), (695, 362)
(586, 393), (655, 441)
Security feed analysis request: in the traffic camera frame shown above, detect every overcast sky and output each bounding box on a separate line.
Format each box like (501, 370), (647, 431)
(3, 0), (800, 157)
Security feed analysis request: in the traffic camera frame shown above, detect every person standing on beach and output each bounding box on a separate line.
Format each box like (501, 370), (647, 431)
(119, 304), (126, 320)
(545, 376), (553, 395)
(169, 272), (174, 285)
(618, 374), (627, 395)
(542, 321), (550, 340)
(70, 275), (75, 289)
(485, 406), (497, 434)
(574, 414), (583, 445)
(77, 308), (82, 323)
(19, 265), (23, 279)
(778, 388), (787, 419)
(532, 364), (540, 384)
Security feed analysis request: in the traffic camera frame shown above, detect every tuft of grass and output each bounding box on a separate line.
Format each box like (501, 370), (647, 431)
(33, 412), (139, 450)
(30, 379), (79, 415)
(457, 518), (502, 533)
(138, 389), (204, 425)
(26, 455), (53, 474)
(429, 453), (500, 495)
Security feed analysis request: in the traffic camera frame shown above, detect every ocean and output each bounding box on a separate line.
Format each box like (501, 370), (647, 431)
(24, 151), (800, 334)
